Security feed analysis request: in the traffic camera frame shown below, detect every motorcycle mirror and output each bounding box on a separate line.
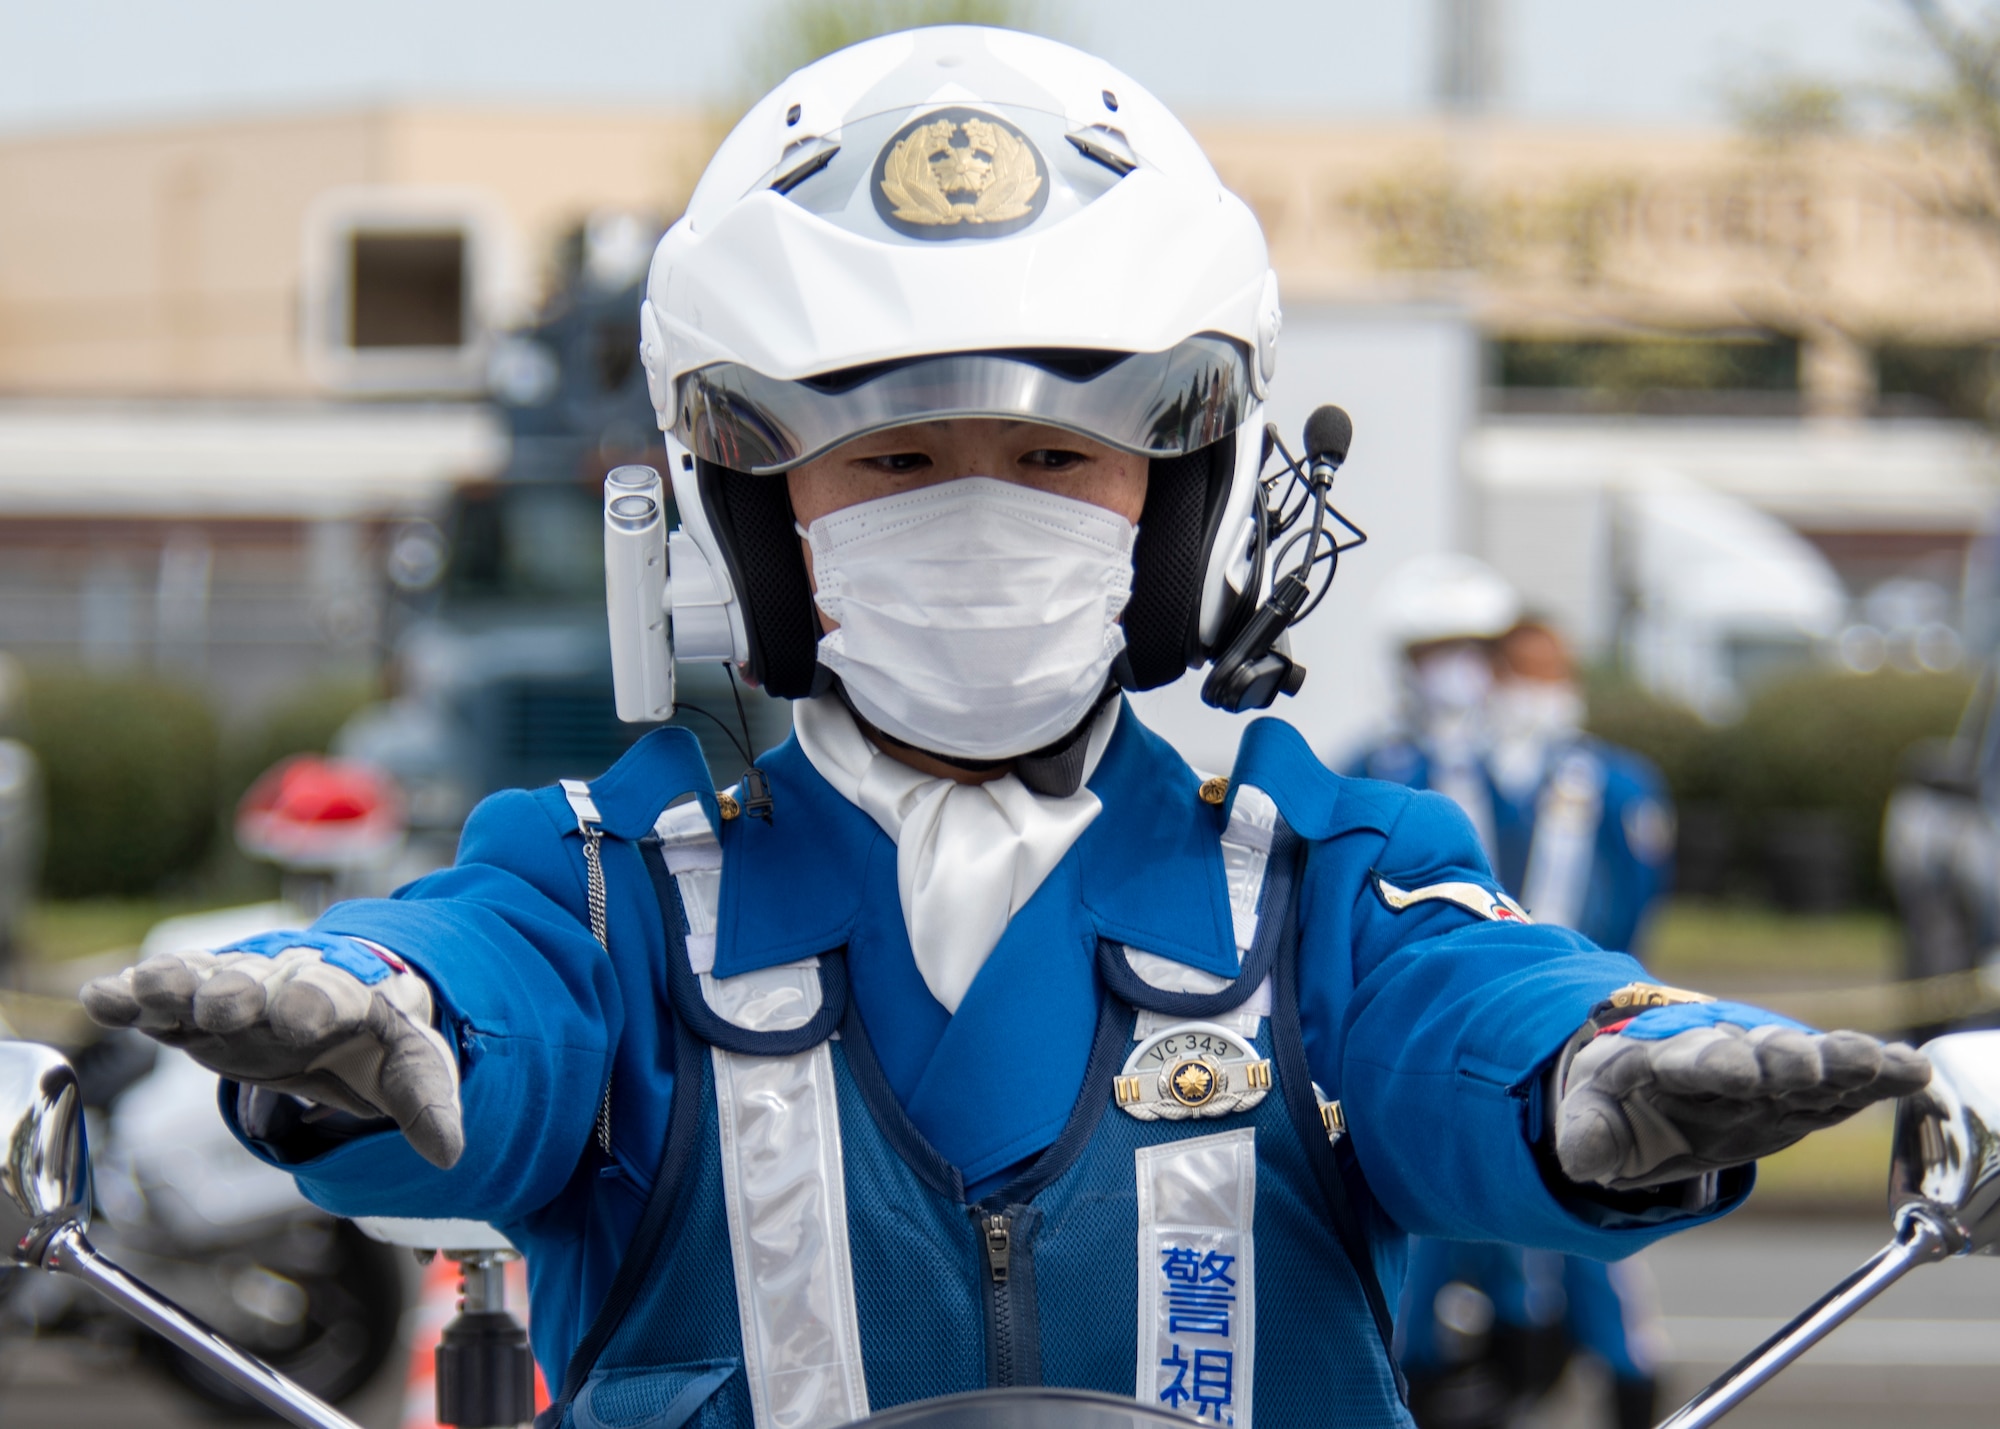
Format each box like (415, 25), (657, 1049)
(0, 1039), (90, 1268)
(1659, 1030), (1992, 1429)
(1890, 1028), (2000, 1255)
(0, 1041), (362, 1429)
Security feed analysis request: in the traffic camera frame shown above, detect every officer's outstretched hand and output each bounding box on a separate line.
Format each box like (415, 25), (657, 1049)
(1554, 999), (1930, 1192)
(81, 931), (464, 1169)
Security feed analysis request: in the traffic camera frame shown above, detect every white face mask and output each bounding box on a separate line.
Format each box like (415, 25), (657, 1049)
(1488, 679), (1585, 745)
(804, 476), (1136, 760)
(1410, 646), (1493, 717)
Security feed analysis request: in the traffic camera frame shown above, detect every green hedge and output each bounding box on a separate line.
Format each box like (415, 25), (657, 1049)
(19, 670), (378, 900)
(1588, 668), (1975, 905)
(22, 671), (221, 898)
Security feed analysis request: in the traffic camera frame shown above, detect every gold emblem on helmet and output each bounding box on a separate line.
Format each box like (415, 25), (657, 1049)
(874, 109), (1047, 237)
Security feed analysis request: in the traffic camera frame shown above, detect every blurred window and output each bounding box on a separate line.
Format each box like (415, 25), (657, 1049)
(588, 316), (642, 396)
(445, 484), (606, 606)
(350, 233), (466, 349)
(1489, 334), (1799, 414)
(301, 188), (497, 394)
(1874, 343), (2000, 422)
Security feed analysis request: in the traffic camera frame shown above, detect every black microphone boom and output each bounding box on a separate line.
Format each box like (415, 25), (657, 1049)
(1199, 404), (1361, 714)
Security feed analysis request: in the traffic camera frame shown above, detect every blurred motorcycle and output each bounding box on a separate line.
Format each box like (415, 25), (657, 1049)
(0, 753), (418, 1413)
(2, 1026), (404, 1411)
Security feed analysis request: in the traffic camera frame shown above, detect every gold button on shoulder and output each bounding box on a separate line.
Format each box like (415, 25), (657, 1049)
(1198, 776), (1229, 806)
(717, 791), (742, 821)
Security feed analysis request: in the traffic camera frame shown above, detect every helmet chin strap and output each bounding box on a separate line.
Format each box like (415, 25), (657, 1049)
(831, 679), (1118, 799)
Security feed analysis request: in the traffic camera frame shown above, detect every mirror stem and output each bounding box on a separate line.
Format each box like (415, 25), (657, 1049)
(1655, 1209), (1953, 1429)
(46, 1223), (367, 1429)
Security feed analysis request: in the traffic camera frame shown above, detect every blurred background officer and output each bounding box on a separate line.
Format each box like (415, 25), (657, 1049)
(1488, 619), (1676, 956)
(1351, 553), (1521, 858)
(1353, 561), (1676, 1429)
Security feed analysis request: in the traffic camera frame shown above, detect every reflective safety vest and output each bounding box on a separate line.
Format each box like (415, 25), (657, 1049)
(539, 786), (1414, 1429)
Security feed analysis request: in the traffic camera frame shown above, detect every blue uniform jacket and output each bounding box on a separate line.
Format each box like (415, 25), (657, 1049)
(230, 705), (1738, 1384)
(1351, 736), (1674, 953)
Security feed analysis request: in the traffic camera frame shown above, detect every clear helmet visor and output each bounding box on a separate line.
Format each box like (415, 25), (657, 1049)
(677, 334), (1253, 475)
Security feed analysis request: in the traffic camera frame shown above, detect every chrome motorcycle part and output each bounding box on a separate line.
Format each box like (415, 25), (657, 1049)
(1656, 1028), (1996, 1429)
(0, 1041), (364, 1429)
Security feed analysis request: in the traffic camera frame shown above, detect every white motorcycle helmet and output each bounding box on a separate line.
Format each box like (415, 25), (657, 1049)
(1371, 553), (1520, 654)
(639, 25), (1283, 704)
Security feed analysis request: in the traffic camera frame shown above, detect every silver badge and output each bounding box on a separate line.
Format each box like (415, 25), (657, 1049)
(1116, 1021), (1272, 1121)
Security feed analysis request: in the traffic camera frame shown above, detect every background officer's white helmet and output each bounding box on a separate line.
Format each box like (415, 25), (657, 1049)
(642, 24), (1282, 700)
(1372, 553), (1521, 654)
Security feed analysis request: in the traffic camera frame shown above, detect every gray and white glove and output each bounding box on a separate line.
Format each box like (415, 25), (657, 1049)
(81, 930), (464, 1169)
(1553, 995), (1930, 1192)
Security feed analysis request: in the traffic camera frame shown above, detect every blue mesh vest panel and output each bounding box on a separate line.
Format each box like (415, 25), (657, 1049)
(1030, 1023), (1410, 1424)
(548, 833), (1417, 1429)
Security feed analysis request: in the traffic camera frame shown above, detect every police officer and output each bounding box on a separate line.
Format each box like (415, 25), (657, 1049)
(1488, 619), (1675, 956)
(1352, 553), (1521, 859)
(1356, 576), (1676, 1429)
(81, 30), (1927, 1429)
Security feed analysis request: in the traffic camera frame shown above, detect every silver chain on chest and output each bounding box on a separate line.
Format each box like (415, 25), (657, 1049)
(580, 824), (614, 1155)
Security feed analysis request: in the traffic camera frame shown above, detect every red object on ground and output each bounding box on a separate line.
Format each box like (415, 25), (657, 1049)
(236, 755), (407, 870)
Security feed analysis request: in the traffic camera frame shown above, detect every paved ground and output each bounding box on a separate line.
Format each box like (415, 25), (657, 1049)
(0, 1256), (418, 1429)
(1, 1214), (1994, 1427)
(1536, 1215), (2000, 1429)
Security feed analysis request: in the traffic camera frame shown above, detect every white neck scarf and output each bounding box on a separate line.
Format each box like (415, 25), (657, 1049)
(792, 694), (1118, 1014)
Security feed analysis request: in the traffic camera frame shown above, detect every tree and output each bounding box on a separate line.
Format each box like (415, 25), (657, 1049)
(1898, 0), (2000, 251)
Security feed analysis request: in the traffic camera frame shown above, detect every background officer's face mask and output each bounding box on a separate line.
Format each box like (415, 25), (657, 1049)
(803, 476), (1136, 761)
(1410, 645), (1493, 718)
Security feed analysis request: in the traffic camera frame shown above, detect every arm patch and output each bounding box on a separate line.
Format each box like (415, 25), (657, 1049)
(1373, 874), (1532, 924)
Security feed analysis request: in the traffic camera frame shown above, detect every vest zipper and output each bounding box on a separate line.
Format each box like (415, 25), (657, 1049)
(972, 1205), (1040, 1387)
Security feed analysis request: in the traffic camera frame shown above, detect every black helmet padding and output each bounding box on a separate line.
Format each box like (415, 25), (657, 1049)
(696, 460), (822, 698)
(1117, 432), (1240, 691)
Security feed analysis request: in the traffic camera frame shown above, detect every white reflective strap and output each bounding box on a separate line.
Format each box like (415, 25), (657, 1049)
(1521, 750), (1605, 930)
(1127, 783), (1278, 1044)
(1127, 955), (1270, 1043)
(656, 798), (721, 867)
(560, 778), (603, 830)
(656, 800), (723, 973)
(661, 834), (869, 1429)
(1136, 1128), (1256, 1427)
(679, 870), (722, 974)
(1219, 785), (1276, 955)
(701, 961), (822, 1033)
(712, 1039), (870, 1429)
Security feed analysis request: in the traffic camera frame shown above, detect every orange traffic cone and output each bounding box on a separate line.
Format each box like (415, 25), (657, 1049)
(400, 1255), (549, 1429)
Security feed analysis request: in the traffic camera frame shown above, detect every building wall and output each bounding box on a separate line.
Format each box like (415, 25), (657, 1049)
(6, 107), (2000, 403)
(0, 106), (715, 398)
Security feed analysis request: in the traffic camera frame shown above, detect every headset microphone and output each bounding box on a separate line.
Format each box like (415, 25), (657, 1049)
(1199, 404), (1360, 713)
(1304, 404), (1352, 480)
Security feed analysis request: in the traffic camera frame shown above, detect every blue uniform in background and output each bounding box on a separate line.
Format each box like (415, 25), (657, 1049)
(1352, 737), (1673, 955)
(1353, 729), (1675, 1429)
(230, 706), (1720, 1429)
